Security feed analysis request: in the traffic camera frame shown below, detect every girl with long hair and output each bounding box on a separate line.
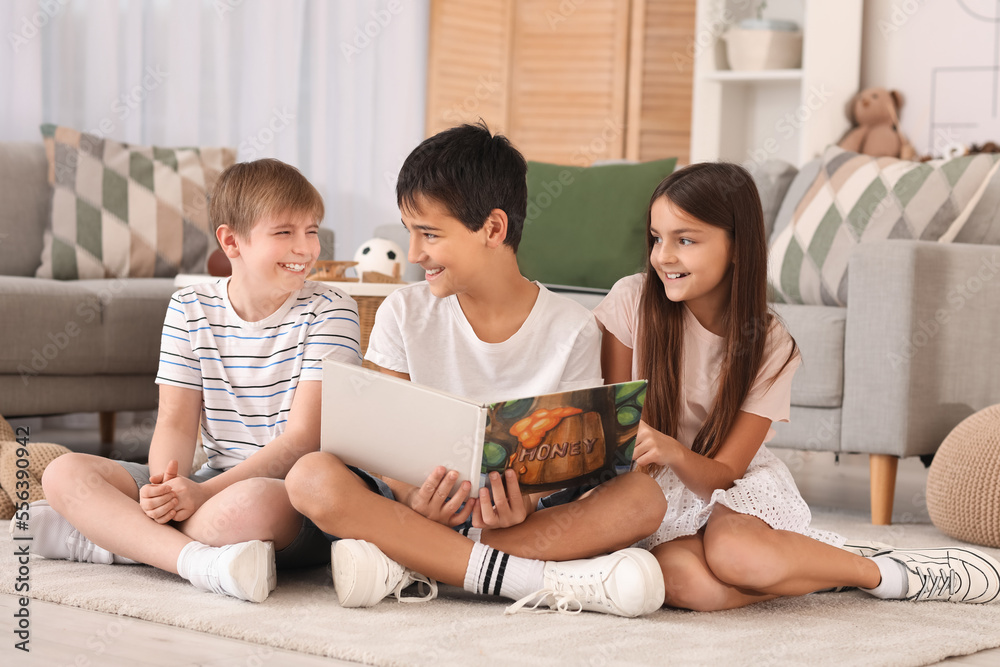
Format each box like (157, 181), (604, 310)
(593, 162), (1000, 610)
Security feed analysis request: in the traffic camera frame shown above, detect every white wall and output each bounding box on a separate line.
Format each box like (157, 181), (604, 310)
(862, 0), (1000, 157)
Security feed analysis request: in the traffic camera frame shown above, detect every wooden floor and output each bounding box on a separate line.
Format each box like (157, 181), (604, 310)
(4, 415), (999, 666)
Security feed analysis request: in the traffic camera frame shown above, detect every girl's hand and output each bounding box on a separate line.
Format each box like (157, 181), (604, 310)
(633, 420), (683, 468)
(472, 469), (534, 529)
(406, 466), (477, 528)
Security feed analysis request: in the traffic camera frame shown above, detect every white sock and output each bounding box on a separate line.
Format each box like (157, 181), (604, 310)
(459, 526), (482, 543)
(28, 501), (136, 565)
(175, 540), (275, 602)
(463, 542), (545, 601)
(176, 541), (220, 591)
(861, 556), (908, 599)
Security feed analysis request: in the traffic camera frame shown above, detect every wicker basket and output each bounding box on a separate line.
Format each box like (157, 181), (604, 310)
(356, 295), (387, 371)
(926, 404), (1000, 548)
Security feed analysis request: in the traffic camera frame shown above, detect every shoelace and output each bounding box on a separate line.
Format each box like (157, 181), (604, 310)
(504, 588), (584, 615)
(393, 571), (439, 603)
(913, 566), (961, 600)
(504, 575), (612, 616)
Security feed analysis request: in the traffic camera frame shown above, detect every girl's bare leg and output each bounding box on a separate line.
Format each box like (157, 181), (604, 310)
(652, 532), (779, 611)
(702, 506), (881, 597)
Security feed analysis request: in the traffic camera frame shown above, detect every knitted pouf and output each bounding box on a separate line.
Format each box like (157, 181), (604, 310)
(926, 404), (1000, 548)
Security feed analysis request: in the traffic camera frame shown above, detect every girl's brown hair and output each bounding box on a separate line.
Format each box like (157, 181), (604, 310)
(637, 162), (796, 470)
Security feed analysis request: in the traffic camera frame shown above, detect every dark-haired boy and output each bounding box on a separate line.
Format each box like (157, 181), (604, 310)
(285, 123), (667, 616)
(27, 159), (362, 602)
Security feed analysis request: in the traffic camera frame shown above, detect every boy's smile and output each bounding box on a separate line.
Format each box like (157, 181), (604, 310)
(222, 211), (321, 321)
(401, 197), (490, 299)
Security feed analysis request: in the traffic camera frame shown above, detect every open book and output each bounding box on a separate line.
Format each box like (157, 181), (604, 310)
(320, 360), (647, 493)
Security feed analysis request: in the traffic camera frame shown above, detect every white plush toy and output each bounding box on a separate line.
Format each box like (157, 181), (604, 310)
(353, 238), (404, 279)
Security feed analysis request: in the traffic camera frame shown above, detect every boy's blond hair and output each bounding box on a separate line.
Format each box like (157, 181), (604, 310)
(209, 159), (324, 239)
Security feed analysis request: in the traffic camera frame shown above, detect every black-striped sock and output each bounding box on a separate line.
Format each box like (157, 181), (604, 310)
(458, 525), (482, 543)
(463, 542), (544, 601)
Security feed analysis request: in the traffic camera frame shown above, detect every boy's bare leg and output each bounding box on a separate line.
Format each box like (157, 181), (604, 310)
(178, 478), (303, 550)
(479, 471), (666, 561)
(286, 451), (474, 585)
(289, 452), (667, 616)
(287, 454), (666, 579)
(41, 453), (190, 572)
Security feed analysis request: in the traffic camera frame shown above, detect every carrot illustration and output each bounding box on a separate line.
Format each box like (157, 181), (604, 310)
(509, 407), (583, 450)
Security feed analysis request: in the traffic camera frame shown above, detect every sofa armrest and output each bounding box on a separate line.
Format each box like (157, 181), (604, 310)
(842, 240), (1000, 457)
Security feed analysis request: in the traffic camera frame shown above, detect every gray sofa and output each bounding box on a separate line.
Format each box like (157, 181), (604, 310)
(758, 160), (1000, 524)
(0, 142), (333, 449)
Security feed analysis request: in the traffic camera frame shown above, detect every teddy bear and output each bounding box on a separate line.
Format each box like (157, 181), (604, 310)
(0, 416), (71, 520)
(838, 87), (916, 160)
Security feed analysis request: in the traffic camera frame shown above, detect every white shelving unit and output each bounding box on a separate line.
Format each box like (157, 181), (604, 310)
(690, 0), (862, 167)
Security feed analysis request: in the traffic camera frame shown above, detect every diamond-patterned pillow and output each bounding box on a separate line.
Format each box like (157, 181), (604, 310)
(37, 124), (236, 280)
(768, 146), (1000, 306)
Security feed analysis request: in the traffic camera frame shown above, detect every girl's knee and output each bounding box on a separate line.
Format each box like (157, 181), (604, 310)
(658, 551), (729, 612)
(703, 516), (777, 589)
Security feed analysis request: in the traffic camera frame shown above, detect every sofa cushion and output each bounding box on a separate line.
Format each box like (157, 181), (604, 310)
(0, 143), (49, 277)
(751, 159), (798, 242)
(517, 157), (677, 290)
(37, 124), (236, 280)
(768, 146), (1000, 306)
(0, 277), (175, 377)
(773, 303), (845, 408)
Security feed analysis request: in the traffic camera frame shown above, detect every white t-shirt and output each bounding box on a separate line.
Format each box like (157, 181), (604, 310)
(365, 281), (602, 403)
(156, 279), (362, 470)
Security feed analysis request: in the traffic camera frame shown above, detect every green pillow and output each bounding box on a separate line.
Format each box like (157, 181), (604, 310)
(518, 157), (677, 289)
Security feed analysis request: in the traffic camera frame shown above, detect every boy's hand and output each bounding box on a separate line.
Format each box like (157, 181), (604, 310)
(472, 469), (533, 529)
(140, 460), (212, 523)
(633, 420), (682, 468)
(140, 460), (180, 523)
(406, 466), (477, 527)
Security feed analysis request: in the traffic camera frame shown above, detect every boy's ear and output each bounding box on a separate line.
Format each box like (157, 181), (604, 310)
(483, 209), (509, 248)
(216, 225), (242, 259)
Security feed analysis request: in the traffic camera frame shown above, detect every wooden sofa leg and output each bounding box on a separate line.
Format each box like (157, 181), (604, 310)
(99, 412), (116, 454)
(869, 454), (899, 525)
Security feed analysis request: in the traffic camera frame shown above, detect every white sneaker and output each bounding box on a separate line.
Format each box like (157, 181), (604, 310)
(887, 547), (1000, 604)
(181, 540), (277, 603)
(842, 539), (893, 558)
(505, 547), (664, 617)
(331, 539), (438, 608)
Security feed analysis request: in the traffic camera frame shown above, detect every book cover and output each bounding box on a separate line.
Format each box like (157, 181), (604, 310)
(321, 360), (646, 493)
(483, 381), (646, 492)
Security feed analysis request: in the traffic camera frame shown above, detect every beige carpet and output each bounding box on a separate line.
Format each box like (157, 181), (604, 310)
(4, 510), (1000, 666)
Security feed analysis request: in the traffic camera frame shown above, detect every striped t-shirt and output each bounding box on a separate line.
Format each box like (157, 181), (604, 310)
(156, 279), (362, 470)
